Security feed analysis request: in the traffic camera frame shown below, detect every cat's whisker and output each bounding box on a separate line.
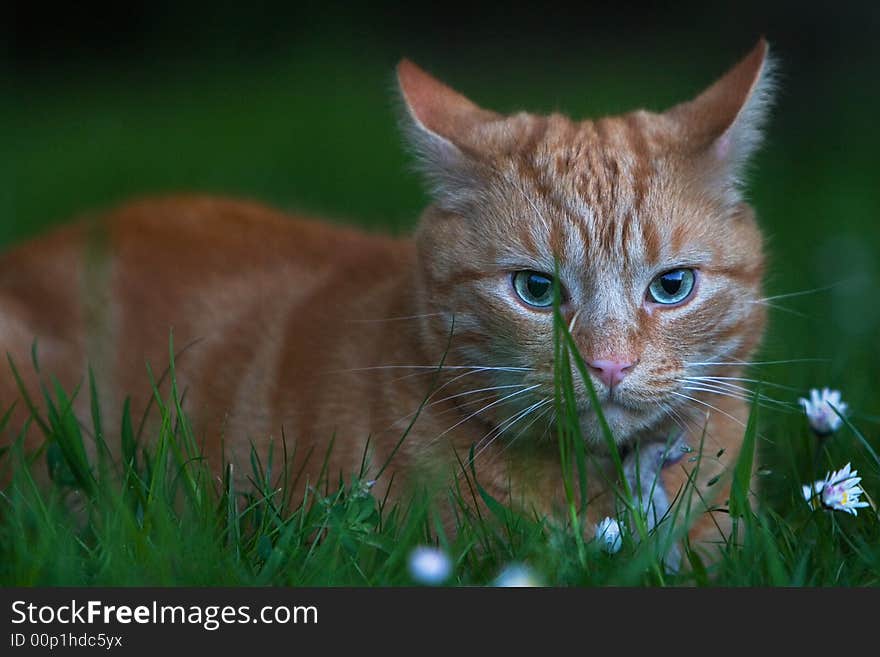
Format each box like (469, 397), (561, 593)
(470, 404), (555, 469)
(659, 397), (726, 450)
(348, 364), (525, 389)
(509, 404), (555, 446)
(473, 397), (553, 451)
(655, 400), (688, 436)
(540, 410), (556, 444)
(749, 300), (810, 318)
(499, 166), (553, 227)
(382, 367), (506, 396)
(679, 378), (796, 405)
(680, 384), (758, 406)
(679, 375), (805, 413)
(680, 384), (796, 412)
(414, 366), (530, 398)
(329, 364), (534, 374)
(467, 398), (553, 466)
(687, 358), (829, 367)
(655, 400), (680, 429)
(680, 379), (766, 400)
(383, 385), (531, 433)
(327, 363), (534, 387)
(429, 384), (543, 444)
(428, 383), (532, 407)
(683, 375), (801, 393)
(382, 364), (528, 397)
(681, 378), (753, 395)
(682, 394), (798, 424)
(446, 391), (516, 412)
(662, 399), (715, 445)
(344, 312), (450, 323)
(422, 391), (541, 427)
(668, 391), (748, 430)
(754, 282), (844, 303)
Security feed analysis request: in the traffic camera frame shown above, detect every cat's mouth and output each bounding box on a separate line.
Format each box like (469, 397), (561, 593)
(595, 398), (641, 418)
(573, 393), (660, 442)
(584, 390), (650, 414)
(575, 397), (643, 423)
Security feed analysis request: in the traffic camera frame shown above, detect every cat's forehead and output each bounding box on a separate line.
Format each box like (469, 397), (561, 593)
(499, 111), (676, 216)
(486, 111), (701, 270)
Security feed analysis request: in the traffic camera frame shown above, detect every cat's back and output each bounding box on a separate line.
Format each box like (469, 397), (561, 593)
(1, 194), (405, 274)
(105, 194), (409, 272)
(0, 196), (418, 458)
(0, 194), (413, 323)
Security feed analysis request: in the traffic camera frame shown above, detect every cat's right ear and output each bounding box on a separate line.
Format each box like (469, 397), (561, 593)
(667, 38), (776, 205)
(397, 60), (500, 210)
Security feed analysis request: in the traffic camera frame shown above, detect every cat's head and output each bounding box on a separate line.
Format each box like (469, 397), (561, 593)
(400, 41), (773, 446)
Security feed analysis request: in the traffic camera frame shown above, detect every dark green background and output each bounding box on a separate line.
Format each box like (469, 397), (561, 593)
(4, 1), (879, 435)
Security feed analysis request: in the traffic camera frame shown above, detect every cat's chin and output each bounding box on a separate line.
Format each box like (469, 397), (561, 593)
(578, 401), (656, 446)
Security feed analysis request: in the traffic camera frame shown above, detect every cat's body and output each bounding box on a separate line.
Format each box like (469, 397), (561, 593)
(1, 40), (773, 551)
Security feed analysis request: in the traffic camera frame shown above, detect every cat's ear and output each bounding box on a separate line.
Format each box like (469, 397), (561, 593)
(397, 59), (500, 209)
(668, 38), (776, 201)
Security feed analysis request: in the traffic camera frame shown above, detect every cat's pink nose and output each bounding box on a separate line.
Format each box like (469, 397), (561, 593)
(587, 358), (637, 390)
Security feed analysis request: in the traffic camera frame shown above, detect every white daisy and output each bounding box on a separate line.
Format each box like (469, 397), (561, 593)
(820, 463), (870, 515)
(407, 546), (452, 585)
(594, 517), (623, 554)
(803, 463), (870, 516)
(798, 388), (848, 436)
(493, 563), (541, 587)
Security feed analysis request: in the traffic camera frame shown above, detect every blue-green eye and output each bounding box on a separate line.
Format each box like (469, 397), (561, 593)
(512, 271), (555, 308)
(647, 269), (696, 305)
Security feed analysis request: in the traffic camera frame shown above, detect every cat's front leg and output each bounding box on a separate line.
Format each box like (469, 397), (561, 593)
(618, 435), (686, 572)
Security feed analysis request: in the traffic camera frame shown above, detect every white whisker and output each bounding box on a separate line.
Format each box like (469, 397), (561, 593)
(428, 383), (531, 407)
(468, 398), (553, 466)
(344, 312), (449, 323)
(509, 404), (555, 445)
(416, 365), (527, 397)
(668, 391), (748, 430)
(681, 385), (795, 411)
(500, 167), (552, 227)
(749, 301), (810, 318)
(682, 380), (754, 399)
(687, 358), (828, 367)
(471, 400), (543, 453)
(683, 375), (800, 393)
(754, 283), (843, 303)
(383, 385), (531, 433)
(329, 364), (534, 374)
(682, 384), (753, 403)
(447, 392), (511, 412)
(682, 378), (754, 396)
(474, 404), (556, 468)
(430, 384), (542, 444)
(656, 400), (688, 436)
(658, 399), (722, 453)
(680, 379), (795, 405)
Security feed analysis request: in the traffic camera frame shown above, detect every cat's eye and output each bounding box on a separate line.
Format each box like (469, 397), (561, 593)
(647, 268), (696, 305)
(512, 271), (556, 308)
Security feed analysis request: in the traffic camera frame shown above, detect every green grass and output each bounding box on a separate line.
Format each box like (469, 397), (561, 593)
(2, 48), (879, 586)
(2, 319), (878, 587)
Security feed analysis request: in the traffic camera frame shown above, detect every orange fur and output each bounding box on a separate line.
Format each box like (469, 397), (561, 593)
(0, 41), (773, 553)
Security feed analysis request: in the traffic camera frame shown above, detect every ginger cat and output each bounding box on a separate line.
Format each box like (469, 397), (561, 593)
(0, 40), (773, 554)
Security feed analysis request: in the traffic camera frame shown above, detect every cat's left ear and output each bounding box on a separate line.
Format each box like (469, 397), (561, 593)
(397, 59), (501, 210)
(668, 38), (776, 201)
